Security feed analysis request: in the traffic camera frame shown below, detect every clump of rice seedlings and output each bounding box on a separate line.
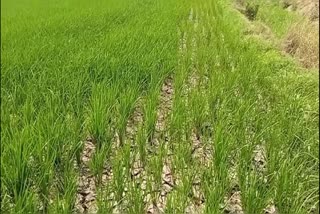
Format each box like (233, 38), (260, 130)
(144, 143), (166, 210)
(173, 139), (193, 174)
(211, 123), (232, 181)
(122, 142), (132, 178)
(96, 184), (113, 214)
(179, 168), (194, 212)
(169, 91), (187, 141)
(33, 106), (71, 212)
(52, 166), (78, 213)
(116, 86), (140, 146)
(136, 126), (148, 166)
(88, 83), (116, 149)
(111, 150), (126, 206)
(165, 191), (176, 213)
(202, 166), (226, 214)
(127, 181), (144, 213)
(144, 83), (161, 144)
(189, 88), (207, 139)
(1, 126), (37, 213)
(152, 142), (166, 191)
(89, 144), (111, 186)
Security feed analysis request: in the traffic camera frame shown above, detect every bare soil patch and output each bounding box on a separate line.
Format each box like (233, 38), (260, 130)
(75, 140), (98, 213)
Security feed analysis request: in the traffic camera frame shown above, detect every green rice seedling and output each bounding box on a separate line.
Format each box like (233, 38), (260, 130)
(53, 165), (77, 213)
(240, 173), (268, 213)
(136, 126), (147, 166)
(121, 141), (132, 179)
(233, 105), (267, 213)
(145, 174), (155, 207)
(35, 109), (79, 213)
(149, 142), (166, 193)
(238, 138), (268, 213)
(202, 167), (226, 214)
(111, 151), (126, 205)
(88, 82), (116, 149)
(127, 181), (144, 214)
(143, 83), (161, 144)
(89, 144), (111, 186)
(169, 92), (187, 142)
(67, 79), (89, 166)
(273, 158), (300, 212)
(26, 118), (53, 212)
(170, 70), (191, 146)
(189, 88), (208, 139)
(96, 186), (113, 214)
(61, 171), (78, 213)
(1, 126), (37, 213)
(173, 139), (193, 174)
(165, 190), (180, 213)
(202, 105), (231, 213)
(12, 191), (37, 214)
(179, 168), (194, 212)
(145, 144), (165, 206)
(117, 86), (139, 146)
(211, 123), (232, 183)
(72, 132), (84, 168)
(39, 91), (66, 171)
(35, 151), (55, 213)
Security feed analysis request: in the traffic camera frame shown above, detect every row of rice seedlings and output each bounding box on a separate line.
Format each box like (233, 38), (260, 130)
(194, 47), (232, 213)
(1, 89), (82, 213)
(85, 82), (116, 211)
(205, 0), (270, 211)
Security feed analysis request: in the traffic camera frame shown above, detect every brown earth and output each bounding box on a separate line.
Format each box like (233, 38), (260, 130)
(296, 0), (319, 21)
(279, 0), (319, 68)
(282, 20), (319, 69)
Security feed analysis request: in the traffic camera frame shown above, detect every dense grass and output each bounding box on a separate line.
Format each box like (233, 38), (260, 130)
(1, 0), (318, 213)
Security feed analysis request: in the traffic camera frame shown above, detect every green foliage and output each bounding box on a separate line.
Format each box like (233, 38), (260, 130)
(1, 0), (318, 213)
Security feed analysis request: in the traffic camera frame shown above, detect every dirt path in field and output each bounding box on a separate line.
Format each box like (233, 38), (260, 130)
(111, 100), (147, 213)
(185, 8), (209, 214)
(75, 98), (144, 213)
(153, 76), (174, 146)
(126, 98), (144, 142)
(75, 140), (98, 213)
(145, 8), (201, 213)
(156, 7), (214, 213)
(296, 0), (319, 21)
(145, 76), (175, 213)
